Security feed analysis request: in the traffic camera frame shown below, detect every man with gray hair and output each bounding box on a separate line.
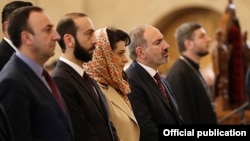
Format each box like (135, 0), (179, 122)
(126, 25), (183, 141)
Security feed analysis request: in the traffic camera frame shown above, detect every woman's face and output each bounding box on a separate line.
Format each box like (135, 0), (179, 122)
(113, 41), (128, 72)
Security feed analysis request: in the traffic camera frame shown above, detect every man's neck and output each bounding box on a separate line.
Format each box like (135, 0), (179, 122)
(61, 54), (83, 68)
(181, 52), (201, 64)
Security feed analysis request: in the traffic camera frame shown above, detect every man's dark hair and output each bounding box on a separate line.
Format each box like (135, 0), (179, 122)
(1, 1), (32, 31)
(174, 22), (202, 52)
(8, 6), (43, 48)
(56, 12), (87, 52)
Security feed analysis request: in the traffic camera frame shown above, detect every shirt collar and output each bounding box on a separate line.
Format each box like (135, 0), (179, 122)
(16, 51), (43, 77)
(59, 57), (84, 76)
(182, 55), (200, 70)
(137, 62), (158, 77)
(4, 37), (18, 51)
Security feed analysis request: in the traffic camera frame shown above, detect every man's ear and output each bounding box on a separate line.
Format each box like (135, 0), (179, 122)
(3, 21), (8, 32)
(184, 39), (193, 49)
(64, 34), (74, 48)
(136, 46), (146, 59)
(21, 31), (32, 45)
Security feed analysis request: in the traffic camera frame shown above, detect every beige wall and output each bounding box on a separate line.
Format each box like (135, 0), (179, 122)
(86, 0), (250, 32)
(1, 0), (249, 66)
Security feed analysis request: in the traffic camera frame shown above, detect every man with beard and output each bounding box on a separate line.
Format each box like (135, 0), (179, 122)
(166, 22), (218, 124)
(52, 13), (119, 141)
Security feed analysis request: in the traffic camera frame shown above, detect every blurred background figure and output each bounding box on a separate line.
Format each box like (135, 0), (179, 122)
(211, 28), (232, 108)
(166, 22), (218, 124)
(0, 1), (32, 70)
(220, 0), (246, 108)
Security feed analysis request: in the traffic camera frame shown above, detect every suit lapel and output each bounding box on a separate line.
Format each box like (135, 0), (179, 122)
(161, 79), (183, 122)
(8, 56), (74, 138)
(12, 56), (71, 124)
(132, 61), (183, 123)
(57, 61), (107, 118)
(133, 62), (173, 109)
(91, 79), (110, 118)
(106, 85), (138, 125)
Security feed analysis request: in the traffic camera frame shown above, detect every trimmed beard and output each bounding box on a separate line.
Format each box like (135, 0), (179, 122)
(197, 50), (209, 57)
(74, 37), (93, 62)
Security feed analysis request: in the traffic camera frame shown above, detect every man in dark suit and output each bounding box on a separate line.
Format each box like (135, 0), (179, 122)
(52, 13), (119, 141)
(0, 1), (32, 70)
(125, 25), (183, 141)
(166, 22), (217, 124)
(0, 6), (74, 141)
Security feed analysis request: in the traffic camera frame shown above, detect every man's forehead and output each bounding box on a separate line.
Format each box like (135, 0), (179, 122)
(29, 11), (53, 28)
(144, 27), (163, 42)
(200, 27), (206, 33)
(74, 17), (94, 31)
(193, 27), (206, 36)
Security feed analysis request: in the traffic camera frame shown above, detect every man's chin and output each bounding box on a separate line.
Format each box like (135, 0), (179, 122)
(84, 55), (93, 62)
(49, 52), (55, 57)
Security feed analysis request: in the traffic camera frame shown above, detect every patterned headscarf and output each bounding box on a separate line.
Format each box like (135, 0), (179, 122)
(83, 27), (131, 95)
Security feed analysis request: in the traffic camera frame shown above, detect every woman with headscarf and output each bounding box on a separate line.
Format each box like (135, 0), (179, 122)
(84, 27), (140, 141)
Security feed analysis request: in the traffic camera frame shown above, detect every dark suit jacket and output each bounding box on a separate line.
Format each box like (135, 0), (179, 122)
(0, 104), (13, 141)
(166, 57), (218, 124)
(0, 38), (15, 71)
(0, 55), (74, 141)
(52, 60), (118, 141)
(125, 61), (183, 141)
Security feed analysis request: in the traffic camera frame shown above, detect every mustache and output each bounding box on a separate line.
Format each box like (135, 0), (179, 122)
(162, 49), (168, 55)
(89, 45), (96, 52)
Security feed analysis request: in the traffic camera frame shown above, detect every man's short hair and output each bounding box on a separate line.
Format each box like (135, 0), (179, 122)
(1, 1), (32, 30)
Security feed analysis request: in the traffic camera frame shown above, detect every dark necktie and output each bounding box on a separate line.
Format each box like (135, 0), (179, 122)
(43, 69), (65, 112)
(154, 73), (169, 102)
(83, 72), (99, 99)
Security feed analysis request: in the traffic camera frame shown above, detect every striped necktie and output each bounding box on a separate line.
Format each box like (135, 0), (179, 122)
(154, 73), (169, 102)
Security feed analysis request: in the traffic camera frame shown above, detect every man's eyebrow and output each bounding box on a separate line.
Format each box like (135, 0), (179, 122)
(84, 28), (95, 33)
(42, 24), (54, 30)
(152, 38), (163, 44)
